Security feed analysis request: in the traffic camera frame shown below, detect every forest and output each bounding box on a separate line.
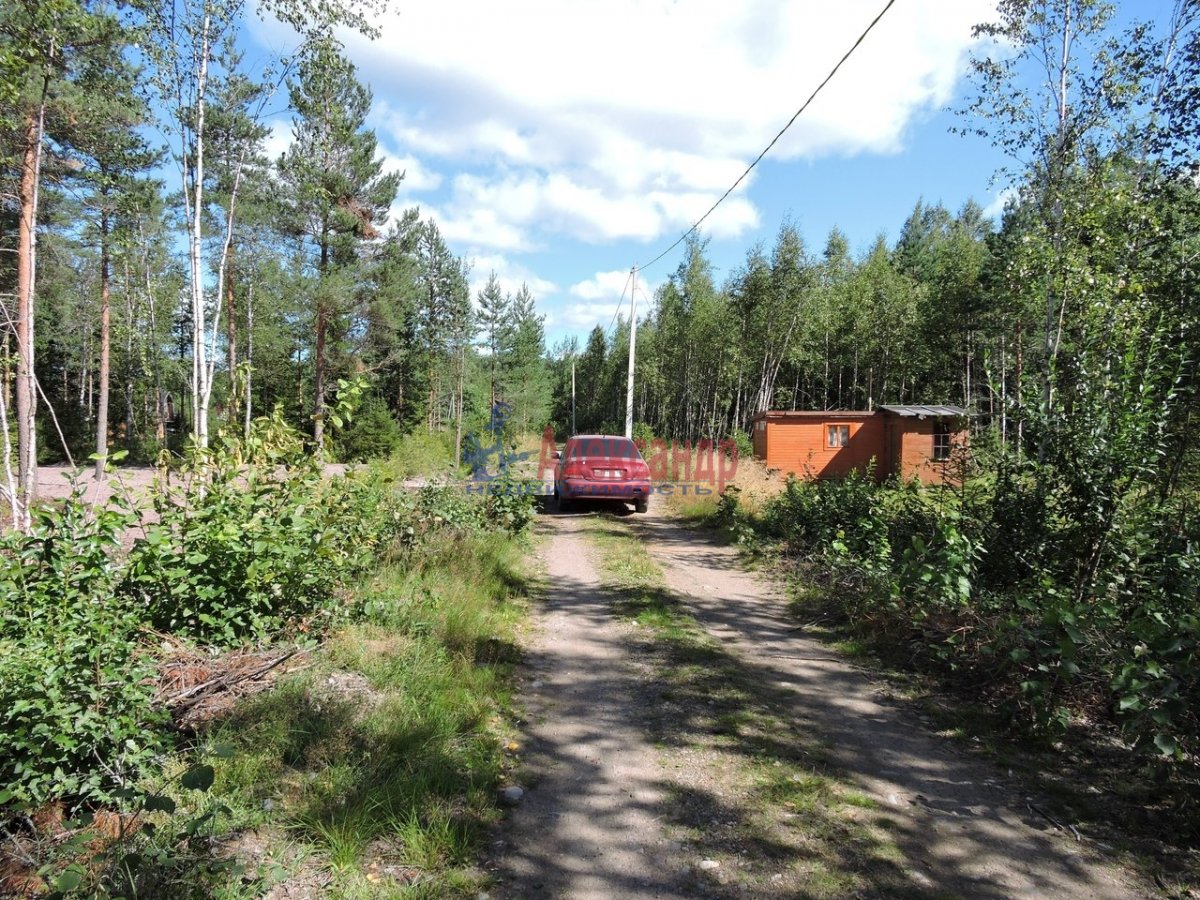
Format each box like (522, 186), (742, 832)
(2, 0), (1200, 892)
(1, 0), (553, 526)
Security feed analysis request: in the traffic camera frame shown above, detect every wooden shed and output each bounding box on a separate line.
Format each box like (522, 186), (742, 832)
(749, 405), (968, 485)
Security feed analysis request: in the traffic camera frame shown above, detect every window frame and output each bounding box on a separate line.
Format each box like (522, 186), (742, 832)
(826, 424), (850, 449)
(932, 422), (952, 461)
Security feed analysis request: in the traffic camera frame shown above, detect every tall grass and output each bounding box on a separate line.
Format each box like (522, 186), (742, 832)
(203, 530), (529, 896)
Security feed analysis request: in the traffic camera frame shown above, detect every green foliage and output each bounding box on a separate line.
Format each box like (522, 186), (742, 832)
(897, 512), (978, 616)
(757, 461), (1198, 763)
(712, 485), (756, 546)
(413, 470), (535, 538)
(201, 529), (528, 894)
(631, 421), (657, 444)
(331, 391), (403, 461)
(0, 498), (163, 806)
(123, 408), (406, 644)
(483, 468), (538, 534)
(35, 748), (252, 897)
(0, 409), (419, 810)
(727, 428), (754, 461)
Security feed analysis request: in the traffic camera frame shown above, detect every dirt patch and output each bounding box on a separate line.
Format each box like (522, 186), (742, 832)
(489, 515), (698, 899)
(315, 671), (383, 710)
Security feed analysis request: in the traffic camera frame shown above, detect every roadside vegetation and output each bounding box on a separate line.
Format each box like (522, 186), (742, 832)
(666, 461), (1197, 884)
(0, 415), (534, 897)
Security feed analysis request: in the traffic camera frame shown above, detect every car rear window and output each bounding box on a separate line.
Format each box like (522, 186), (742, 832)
(567, 437), (642, 459)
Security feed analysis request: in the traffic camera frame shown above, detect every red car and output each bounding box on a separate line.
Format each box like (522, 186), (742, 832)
(554, 434), (651, 513)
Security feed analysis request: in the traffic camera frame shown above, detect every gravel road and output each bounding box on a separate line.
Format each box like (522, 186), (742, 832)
(494, 508), (1146, 899)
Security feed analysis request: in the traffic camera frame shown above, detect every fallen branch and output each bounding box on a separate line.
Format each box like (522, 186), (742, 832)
(1027, 801), (1081, 842)
(163, 649), (300, 715)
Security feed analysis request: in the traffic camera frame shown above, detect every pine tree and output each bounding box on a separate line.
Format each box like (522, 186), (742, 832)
(508, 283), (549, 434)
(0, 0), (117, 525)
(278, 37), (399, 446)
(475, 272), (512, 409)
(71, 34), (160, 479)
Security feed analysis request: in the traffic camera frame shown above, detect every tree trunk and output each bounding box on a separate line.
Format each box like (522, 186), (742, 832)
(16, 105), (45, 530)
(226, 252), (237, 411)
(187, 14), (212, 448)
(454, 344), (464, 468)
(95, 207), (111, 481)
(313, 297), (327, 446)
(244, 282), (253, 440)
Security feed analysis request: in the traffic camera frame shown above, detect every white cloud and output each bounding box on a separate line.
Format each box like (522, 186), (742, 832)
(569, 269), (635, 301)
(983, 187), (1018, 220)
(327, 1), (995, 249)
(262, 119), (292, 161)
(379, 151), (442, 193)
(569, 269), (663, 303)
(464, 253), (557, 305)
(548, 300), (626, 333)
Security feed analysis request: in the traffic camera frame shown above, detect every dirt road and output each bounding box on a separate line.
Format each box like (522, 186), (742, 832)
(493, 514), (697, 898)
(495, 508), (1146, 899)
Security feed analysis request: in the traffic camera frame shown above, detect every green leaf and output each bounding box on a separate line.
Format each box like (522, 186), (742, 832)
(1153, 733), (1179, 757)
(55, 866), (85, 892)
(143, 795), (176, 813)
(181, 764), (215, 792)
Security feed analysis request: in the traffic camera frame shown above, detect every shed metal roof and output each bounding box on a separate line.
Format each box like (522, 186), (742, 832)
(750, 409), (876, 420)
(879, 404), (969, 418)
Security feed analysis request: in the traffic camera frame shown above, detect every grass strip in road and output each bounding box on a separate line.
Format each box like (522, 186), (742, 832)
(582, 514), (942, 899)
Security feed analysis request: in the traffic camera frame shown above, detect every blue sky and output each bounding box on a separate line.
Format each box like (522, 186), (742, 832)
(250, 0), (1017, 345)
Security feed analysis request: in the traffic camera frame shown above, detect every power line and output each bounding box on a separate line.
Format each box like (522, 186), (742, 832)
(605, 266), (634, 333)
(638, 0), (898, 273)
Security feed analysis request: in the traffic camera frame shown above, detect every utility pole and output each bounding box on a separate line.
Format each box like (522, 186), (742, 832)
(624, 265), (637, 439)
(571, 358), (576, 435)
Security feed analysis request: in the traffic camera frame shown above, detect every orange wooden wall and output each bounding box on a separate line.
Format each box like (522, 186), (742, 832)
(752, 412), (967, 485)
(755, 413), (886, 479)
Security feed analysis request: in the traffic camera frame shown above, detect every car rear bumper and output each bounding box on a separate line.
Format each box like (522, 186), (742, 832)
(559, 478), (651, 500)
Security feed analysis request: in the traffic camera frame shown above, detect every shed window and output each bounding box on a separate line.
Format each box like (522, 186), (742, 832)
(827, 424), (850, 448)
(933, 422), (952, 460)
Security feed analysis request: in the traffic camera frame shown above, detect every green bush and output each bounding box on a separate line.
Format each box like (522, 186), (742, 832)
(757, 457), (1200, 763)
(0, 499), (163, 806)
(332, 392), (404, 462)
(123, 411), (408, 645)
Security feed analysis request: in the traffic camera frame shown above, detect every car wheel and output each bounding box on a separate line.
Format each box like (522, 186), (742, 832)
(634, 498), (648, 514)
(557, 491), (572, 513)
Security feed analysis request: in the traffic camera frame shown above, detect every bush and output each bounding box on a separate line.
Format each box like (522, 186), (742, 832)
(123, 411), (408, 645)
(332, 393), (404, 462)
(755, 457), (1200, 764)
(0, 499), (163, 806)
(727, 428), (754, 461)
